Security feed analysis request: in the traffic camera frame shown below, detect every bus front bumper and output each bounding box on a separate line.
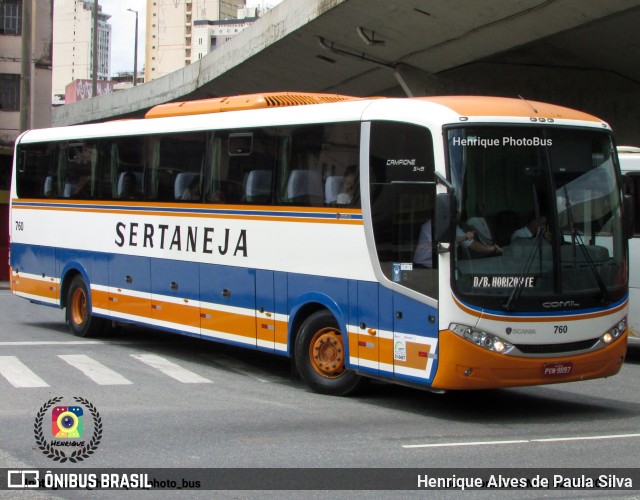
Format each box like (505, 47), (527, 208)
(431, 328), (627, 390)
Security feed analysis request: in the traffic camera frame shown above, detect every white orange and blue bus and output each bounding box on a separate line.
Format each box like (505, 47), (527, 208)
(618, 146), (640, 344)
(9, 92), (630, 394)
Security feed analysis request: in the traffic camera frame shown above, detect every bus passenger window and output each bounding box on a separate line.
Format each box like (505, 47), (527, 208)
(219, 129), (277, 205)
(277, 122), (360, 207)
(16, 143), (56, 199)
(63, 143), (96, 199)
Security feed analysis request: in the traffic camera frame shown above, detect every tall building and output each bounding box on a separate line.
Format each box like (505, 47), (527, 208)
(145, 0), (245, 82)
(192, 7), (259, 62)
(52, 0), (112, 100)
(0, 0), (53, 279)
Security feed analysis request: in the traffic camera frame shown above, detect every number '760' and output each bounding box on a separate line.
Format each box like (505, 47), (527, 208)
(554, 325), (568, 334)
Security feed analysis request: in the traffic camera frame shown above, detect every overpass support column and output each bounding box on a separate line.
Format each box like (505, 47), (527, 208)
(394, 63), (438, 97)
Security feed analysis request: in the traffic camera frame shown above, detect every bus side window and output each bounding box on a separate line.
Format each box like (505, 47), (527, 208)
(108, 137), (145, 201)
(150, 132), (206, 202)
(61, 141), (96, 199)
(224, 129), (277, 205)
(16, 143), (56, 199)
(277, 122), (360, 207)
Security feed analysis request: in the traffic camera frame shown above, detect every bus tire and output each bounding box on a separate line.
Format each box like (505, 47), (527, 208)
(294, 310), (362, 396)
(65, 275), (105, 337)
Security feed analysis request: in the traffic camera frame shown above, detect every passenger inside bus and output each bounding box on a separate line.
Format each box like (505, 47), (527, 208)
(511, 215), (551, 243)
(467, 216), (494, 245)
(180, 175), (201, 201)
(414, 218), (501, 267)
(457, 222), (502, 257)
(118, 172), (139, 200)
(65, 147), (93, 198)
(336, 166), (358, 205)
(413, 219), (434, 268)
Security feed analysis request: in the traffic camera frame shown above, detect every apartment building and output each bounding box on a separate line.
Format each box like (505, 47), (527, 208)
(52, 0), (112, 100)
(145, 0), (245, 82)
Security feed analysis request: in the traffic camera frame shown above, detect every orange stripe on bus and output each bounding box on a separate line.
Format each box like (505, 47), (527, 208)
(11, 275), (59, 301)
(91, 288), (111, 311)
(12, 199), (362, 214)
(274, 321), (288, 348)
(150, 300), (200, 329)
(12, 204), (363, 225)
(200, 306), (256, 340)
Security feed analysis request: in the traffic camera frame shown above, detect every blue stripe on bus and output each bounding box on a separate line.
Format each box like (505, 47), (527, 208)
(454, 292), (628, 318)
(11, 201), (363, 220)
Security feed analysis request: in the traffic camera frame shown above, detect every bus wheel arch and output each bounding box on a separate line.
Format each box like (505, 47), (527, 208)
(62, 271), (105, 337)
(292, 307), (362, 396)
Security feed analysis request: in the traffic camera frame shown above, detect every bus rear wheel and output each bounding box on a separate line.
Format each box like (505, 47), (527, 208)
(65, 275), (105, 337)
(294, 310), (362, 396)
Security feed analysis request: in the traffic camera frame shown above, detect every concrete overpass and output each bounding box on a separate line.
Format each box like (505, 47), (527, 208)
(53, 0), (640, 143)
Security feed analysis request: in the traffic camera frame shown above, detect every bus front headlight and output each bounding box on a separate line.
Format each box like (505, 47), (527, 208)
(600, 317), (626, 344)
(450, 324), (514, 354)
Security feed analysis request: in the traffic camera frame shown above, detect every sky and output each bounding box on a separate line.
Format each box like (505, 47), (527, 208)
(101, 0), (283, 75)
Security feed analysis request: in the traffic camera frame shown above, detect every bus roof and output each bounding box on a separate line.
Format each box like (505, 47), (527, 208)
(17, 94), (610, 146)
(418, 96), (603, 123)
(145, 92), (605, 124)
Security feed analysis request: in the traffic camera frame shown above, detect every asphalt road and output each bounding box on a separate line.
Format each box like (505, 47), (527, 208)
(1, 289), (639, 498)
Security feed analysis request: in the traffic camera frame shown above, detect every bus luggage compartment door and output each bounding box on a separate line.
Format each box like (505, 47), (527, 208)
(200, 264), (257, 348)
(150, 259), (200, 338)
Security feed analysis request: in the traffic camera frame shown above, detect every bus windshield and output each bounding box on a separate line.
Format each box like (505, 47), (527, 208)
(448, 126), (626, 312)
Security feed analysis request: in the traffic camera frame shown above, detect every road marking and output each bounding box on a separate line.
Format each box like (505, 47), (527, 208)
(532, 433), (640, 442)
(402, 433), (640, 449)
(0, 356), (49, 387)
(0, 341), (104, 346)
(403, 439), (528, 449)
(58, 354), (133, 385)
(130, 354), (212, 384)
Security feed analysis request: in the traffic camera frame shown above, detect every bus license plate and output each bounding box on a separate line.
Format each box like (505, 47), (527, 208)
(542, 362), (573, 377)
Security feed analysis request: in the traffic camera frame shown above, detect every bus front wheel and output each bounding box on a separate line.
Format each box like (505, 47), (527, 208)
(294, 310), (362, 396)
(65, 275), (105, 337)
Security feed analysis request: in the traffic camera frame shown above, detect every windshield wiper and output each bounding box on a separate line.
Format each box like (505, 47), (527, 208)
(564, 186), (609, 303)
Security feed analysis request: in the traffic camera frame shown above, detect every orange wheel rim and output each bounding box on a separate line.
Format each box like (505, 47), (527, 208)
(70, 287), (87, 325)
(309, 327), (345, 378)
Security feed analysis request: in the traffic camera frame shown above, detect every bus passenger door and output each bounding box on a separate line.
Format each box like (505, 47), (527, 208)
(256, 270), (275, 352)
(150, 259), (200, 338)
(199, 264), (257, 348)
(392, 293), (439, 385)
(108, 254), (151, 323)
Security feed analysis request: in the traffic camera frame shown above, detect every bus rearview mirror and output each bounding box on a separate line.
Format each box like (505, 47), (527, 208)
(435, 192), (455, 243)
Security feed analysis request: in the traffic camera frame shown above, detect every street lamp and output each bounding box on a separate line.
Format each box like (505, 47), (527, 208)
(126, 8), (138, 86)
